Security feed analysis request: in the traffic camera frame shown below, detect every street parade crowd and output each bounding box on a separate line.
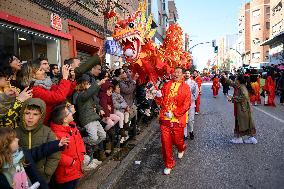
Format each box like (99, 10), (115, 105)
(0, 53), (162, 189)
(1, 51), (284, 188)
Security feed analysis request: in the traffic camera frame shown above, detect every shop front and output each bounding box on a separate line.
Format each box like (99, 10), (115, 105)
(0, 11), (72, 65)
(68, 20), (104, 64)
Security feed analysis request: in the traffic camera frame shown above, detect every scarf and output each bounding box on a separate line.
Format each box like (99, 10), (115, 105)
(3, 150), (24, 169)
(34, 76), (53, 90)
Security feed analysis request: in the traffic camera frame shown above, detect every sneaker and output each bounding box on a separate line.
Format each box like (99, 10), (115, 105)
(184, 136), (188, 141)
(83, 155), (91, 166)
(120, 137), (125, 144)
(83, 161), (98, 171)
(91, 158), (102, 165)
(230, 137), (243, 144)
(163, 168), (172, 175)
(195, 112), (199, 115)
(243, 137), (257, 144)
(178, 151), (185, 159)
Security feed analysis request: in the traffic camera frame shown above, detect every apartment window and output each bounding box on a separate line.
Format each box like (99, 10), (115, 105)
(252, 24), (261, 31)
(266, 7), (270, 15)
(252, 9), (260, 17)
(265, 51), (269, 60)
(272, 20), (283, 35)
(253, 38), (261, 45)
(266, 22), (270, 29)
(252, 52), (260, 59)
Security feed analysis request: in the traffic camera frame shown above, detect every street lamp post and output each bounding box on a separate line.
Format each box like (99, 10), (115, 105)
(188, 41), (211, 52)
(230, 47), (245, 66)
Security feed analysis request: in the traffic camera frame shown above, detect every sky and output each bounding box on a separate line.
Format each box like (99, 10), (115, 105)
(175, 0), (250, 70)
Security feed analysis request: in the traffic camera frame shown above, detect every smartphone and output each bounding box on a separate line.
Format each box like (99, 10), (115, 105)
(27, 81), (35, 90)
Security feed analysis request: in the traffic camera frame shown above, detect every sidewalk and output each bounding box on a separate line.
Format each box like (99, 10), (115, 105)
(77, 118), (160, 189)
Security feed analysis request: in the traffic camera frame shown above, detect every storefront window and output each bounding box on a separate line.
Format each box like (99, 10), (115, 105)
(0, 22), (60, 65)
(18, 32), (33, 62)
(0, 26), (14, 55)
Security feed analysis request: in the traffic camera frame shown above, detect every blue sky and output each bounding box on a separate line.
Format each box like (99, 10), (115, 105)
(176, 0), (250, 70)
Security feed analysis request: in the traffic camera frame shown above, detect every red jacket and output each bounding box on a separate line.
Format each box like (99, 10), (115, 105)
(50, 121), (85, 183)
(32, 79), (76, 125)
(156, 79), (191, 126)
(195, 76), (202, 90)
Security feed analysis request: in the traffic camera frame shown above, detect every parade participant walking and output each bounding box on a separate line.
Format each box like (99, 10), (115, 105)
(262, 70), (276, 106)
(249, 74), (261, 106)
(220, 73), (230, 95)
(155, 67), (191, 175)
(193, 70), (202, 114)
(212, 75), (220, 98)
(184, 70), (198, 140)
(226, 75), (257, 144)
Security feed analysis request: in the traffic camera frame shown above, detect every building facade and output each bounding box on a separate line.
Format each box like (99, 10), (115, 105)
(262, 0), (284, 65)
(0, 0), (139, 67)
(237, 0), (270, 68)
(168, 0), (178, 24)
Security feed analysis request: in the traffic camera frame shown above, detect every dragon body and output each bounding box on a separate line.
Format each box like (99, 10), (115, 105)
(111, 0), (191, 86)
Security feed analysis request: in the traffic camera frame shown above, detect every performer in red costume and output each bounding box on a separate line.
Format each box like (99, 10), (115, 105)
(193, 70), (202, 114)
(212, 75), (220, 98)
(155, 67), (191, 175)
(262, 70), (276, 106)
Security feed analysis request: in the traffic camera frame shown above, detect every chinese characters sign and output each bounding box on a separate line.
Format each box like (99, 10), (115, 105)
(50, 13), (62, 31)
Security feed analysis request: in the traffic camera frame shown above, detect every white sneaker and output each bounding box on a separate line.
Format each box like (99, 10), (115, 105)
(230, 137), (243, 144)
(163, 168), (172, 175)
(91, 158), (102, 165)
(83, 155), (91, 166)
(195, 112), (199, 115)
(178, 151), (185, 159)
(83, 161), (98, 171)
(243, 137), (257, 144)
(120, 137), (125, 144)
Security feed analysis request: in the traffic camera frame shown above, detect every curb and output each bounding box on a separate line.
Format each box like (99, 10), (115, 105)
(99, 119), (159, 189)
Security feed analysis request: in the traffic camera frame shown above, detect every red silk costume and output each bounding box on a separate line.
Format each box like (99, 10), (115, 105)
(212, 78), (220, 97)
(156, 79), (191, 169)
(262, 76), (276, 106)
(195, 76), (202, 113)
(250, 82), (261, 104)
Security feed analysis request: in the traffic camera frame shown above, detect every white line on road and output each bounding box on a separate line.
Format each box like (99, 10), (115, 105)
(253, 106), (284, 124)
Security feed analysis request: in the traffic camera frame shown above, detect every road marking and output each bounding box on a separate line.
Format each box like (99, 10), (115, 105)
(253, 106), (284, 123)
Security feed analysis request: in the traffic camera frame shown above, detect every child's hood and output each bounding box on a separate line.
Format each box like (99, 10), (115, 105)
(19, 98), (46, 131)
(100, 81), (113, 93)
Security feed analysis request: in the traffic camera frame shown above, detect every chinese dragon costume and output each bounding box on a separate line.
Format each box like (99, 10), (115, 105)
(110, 0), (192, 87)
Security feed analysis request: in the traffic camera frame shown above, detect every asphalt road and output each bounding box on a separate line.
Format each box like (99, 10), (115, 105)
(113, 82), (284, 189)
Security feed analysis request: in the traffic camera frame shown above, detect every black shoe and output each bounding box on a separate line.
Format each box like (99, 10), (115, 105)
(184, 136), (188, 141)
(189, 132), (194, 140)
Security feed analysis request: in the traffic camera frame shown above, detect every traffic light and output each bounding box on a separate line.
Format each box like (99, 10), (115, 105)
(214, 46), (218, 53)
(212, 40), (216, 47)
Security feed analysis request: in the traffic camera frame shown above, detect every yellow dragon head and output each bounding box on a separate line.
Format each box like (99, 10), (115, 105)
(112, 0), (156, 63)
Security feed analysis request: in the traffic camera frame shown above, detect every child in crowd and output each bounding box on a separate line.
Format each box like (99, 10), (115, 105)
(0, 127), (69, 189)
(50, 104), (87, 189)
(99, 81), (121, 153)
(99, 81), (121, 131)
(15, 98), (60, 183)
(112, 80), (129, 142)
(0, 66), (32, 129)
(75, 76), (107, 161)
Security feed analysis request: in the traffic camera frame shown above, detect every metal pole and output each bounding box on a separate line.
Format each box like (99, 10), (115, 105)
(188, 41), (211, 51)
